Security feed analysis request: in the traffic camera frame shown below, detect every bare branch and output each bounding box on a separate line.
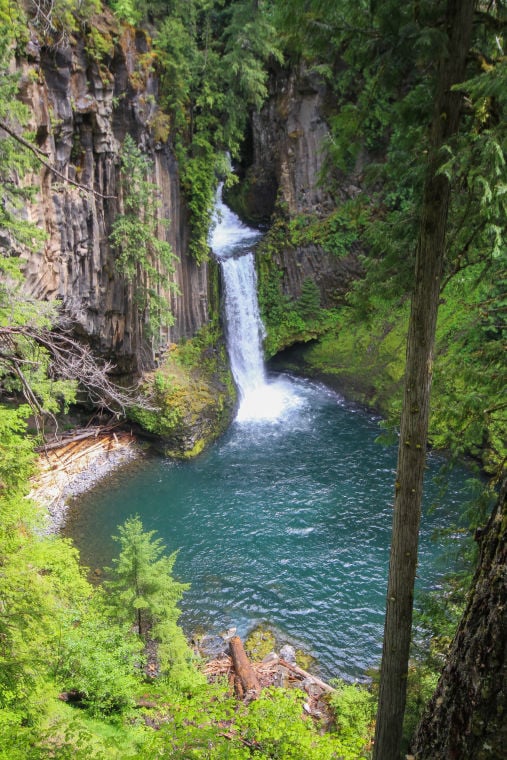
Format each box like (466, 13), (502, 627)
(0, 320), (158, 419)
(0, 119), (117, 200)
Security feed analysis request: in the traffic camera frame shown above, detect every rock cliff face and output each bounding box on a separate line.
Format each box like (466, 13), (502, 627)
(231, 64), (361, 308)
(14, 29), (357, 377)
(247, 65), (335, 220)
(17, 17), (209, 374)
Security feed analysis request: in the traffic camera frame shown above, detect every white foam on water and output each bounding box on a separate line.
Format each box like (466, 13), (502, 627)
(236, 379), (305, 423)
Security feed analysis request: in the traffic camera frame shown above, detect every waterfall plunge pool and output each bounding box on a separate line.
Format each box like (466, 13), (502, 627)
(64, 377), (472, 681)
(63, 196), (473, 681)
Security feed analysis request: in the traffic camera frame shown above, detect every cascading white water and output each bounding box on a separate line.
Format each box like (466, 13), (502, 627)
(220, 254), (266, 399)
(209, 189), (301, 422)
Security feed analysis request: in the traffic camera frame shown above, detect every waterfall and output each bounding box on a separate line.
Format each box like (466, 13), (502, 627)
(220, 254), (266, 400)
(209, 188), (301, 422)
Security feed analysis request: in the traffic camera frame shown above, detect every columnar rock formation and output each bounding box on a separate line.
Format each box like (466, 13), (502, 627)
(233, 64), (362, 309)
(16, 18), (209, 374)
(12, 24), (355, 375)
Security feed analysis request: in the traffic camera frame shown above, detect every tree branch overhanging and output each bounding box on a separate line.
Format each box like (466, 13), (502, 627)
(0, 320), (157, 423)
(0, 119), (117, 200)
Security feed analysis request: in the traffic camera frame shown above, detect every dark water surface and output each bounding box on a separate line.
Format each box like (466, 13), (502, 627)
(64, 375), (470, 680)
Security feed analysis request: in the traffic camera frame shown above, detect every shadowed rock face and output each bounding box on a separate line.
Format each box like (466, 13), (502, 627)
(16, 21), (210, 375)
(230, 64), (336, 225)
(230, 63), (363, 309)
(251, 65), (335, 219)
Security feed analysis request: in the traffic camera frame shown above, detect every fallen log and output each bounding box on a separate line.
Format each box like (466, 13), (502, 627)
(278, 659), (336, 694)
(229, 636), (260, 699)
(36, 424), (127, 452)
(37, 429), (105, 452)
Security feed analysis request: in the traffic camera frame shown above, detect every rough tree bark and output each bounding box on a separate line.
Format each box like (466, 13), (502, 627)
(372, 2), (475, 758)
(411, 476), (507, 759)
(229, 636), (261, 699)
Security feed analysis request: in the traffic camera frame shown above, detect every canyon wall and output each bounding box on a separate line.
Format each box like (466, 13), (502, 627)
(232, 64), (362, 309)
(13, 25), (359, 376)
(16, 16), (209, 374)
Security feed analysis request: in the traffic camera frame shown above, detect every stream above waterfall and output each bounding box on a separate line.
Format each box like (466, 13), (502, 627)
(63, 195), (473, 681)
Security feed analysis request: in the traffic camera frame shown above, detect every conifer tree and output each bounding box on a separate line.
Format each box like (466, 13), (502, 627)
(373, 2), (475, 757)
(105, 515), (188, 639)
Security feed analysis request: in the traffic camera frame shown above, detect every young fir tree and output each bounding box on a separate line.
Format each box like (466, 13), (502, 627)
(105, 516), (201, 686)
(105, 515), (188, 638)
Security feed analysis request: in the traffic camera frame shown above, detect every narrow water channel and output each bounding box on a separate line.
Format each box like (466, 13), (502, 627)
(64, 195), (472, 680)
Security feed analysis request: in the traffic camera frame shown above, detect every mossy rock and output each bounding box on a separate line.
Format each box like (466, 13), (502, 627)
(295, 649), (317, 671)
(244, 626), (277, 661)
(130, 326), (237, 458)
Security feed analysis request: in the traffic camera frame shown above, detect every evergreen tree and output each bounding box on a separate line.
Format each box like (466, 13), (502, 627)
(110, 134), (177, 339)
(373, 3), (476, 757)
(105, 515), (188, 638)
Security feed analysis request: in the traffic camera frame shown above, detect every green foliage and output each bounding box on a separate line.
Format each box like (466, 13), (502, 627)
(329, 681), (376, 758)
(129, 325), (235, 455)
(153, 0), (282, 262)
(257, 223), (331, 356)
(109, 0), (142, 26)
(0, 405), (36, 518)
(110, 134), (177, 338)
(299, 268), (505, 473)
(288, 203), (364, 259)
(259, 0), (506, 483)
(297, 278), (321, 320)
(27, 0), (101, 44)
(105, 515), (188, 638)
(0, 4), (79, 419)
(0, 3), (45, 254)
(235, 687), (346, 759)
(0, 463), (131, 724)
(56, 603), (142, 716)
(139, 681), (373, 759)
(84, 26), (116, 64)
(431, 267), (506, 472)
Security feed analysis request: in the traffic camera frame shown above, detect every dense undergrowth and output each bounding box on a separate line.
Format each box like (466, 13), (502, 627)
(260, 252), (505, 478)
(1, 0), (506, 757)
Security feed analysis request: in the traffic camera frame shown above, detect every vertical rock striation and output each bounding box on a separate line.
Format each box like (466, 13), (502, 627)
(16, 16), (209, 375)
(233, 63), (336, 222)
(232, 64), (361, 309)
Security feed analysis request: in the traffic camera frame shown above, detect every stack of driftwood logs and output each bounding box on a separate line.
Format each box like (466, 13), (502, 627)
(203, 635), (335, 721)
(33, 425), (135, 487)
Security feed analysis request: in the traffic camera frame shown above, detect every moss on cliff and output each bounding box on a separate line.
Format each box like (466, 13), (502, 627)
(267, 267), (505, 471)
(129, 324), (236, 458)
(298, 303), (408, 419)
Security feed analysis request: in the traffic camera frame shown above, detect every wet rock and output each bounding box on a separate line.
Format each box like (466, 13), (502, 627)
(198, 635), (230, 659)
(279, 644), (297, 664)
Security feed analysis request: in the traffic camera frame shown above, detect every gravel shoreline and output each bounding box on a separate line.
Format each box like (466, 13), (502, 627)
(30, 438), (142, 534)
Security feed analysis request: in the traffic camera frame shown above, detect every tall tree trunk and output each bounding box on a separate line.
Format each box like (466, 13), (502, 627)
(411, 476), (507, 759)
(372, 2), (475, 758)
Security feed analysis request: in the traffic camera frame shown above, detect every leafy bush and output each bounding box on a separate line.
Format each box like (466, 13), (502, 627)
(329, 681), (376, 759)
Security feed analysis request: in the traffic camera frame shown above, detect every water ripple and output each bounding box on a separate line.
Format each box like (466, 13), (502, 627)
(65, 376), (471, 680)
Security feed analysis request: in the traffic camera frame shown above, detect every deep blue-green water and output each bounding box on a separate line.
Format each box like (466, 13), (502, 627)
(64, 374), (470, 680)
